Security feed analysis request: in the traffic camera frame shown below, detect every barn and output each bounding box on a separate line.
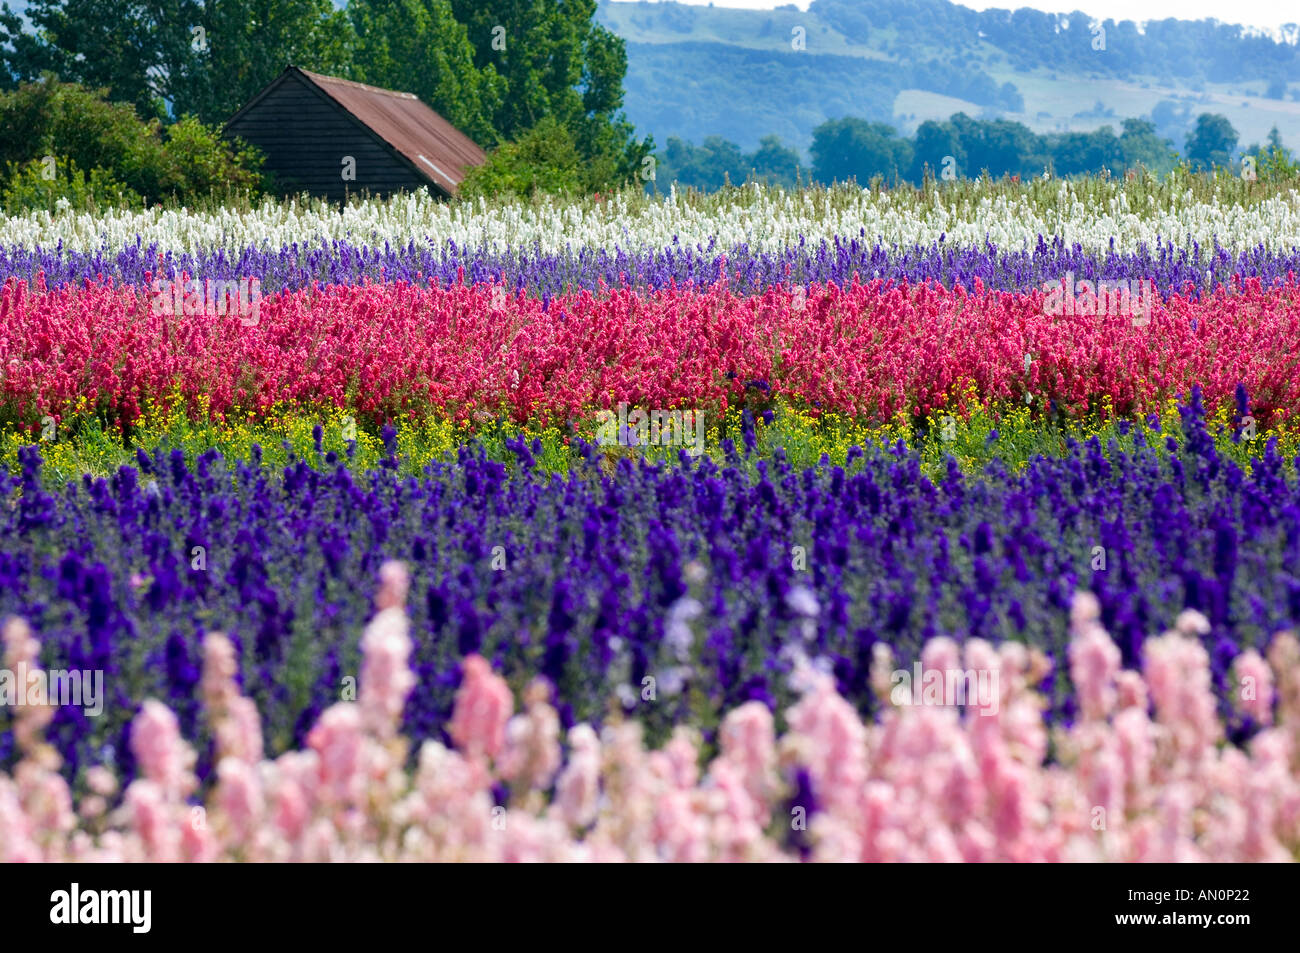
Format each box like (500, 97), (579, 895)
(224, 66), (486, 201)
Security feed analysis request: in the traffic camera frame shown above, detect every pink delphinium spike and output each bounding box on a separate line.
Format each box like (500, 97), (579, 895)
(130, 699), (195, 799)
(498, 678), (562, 796)
(1069, 617), (1122, 720)
(1231, 648), (1274, 726)
(306, 703), (366, 808)
(554, 724), (601, 830)
(359, 562), (416, 737)
(448, 654), (513, 764)
(718, 701), (777, 820)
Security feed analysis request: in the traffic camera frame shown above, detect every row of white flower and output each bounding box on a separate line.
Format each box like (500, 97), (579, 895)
(3, 183), (1300, 255)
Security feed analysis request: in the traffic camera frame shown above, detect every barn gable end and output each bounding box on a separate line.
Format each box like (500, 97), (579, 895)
(224, 67), (485, 202)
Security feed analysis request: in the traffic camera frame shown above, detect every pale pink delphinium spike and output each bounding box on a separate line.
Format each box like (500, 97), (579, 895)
(920, 636), (962, 705)
(649, 726), (701, 791)
(651, 788), (710, 863)
(869, 641), (895, 706)
(1115, 670), (1148, 711)
(201, 633), (263, 763)
(200, 632), (239, 712)
(498, 678), (562, 799)
(553, 724), (601, 830)
(2, 616), (55, 757)
(15, 761), (75, 858)
(1230, 649), (1274, 726)
(1113, 706), (1155, 814)
(374, 558), (411, 612)
(130, 699), (196, 800)
(448, 655), (513, 767)
(1069, 614), (1122, 721)
(265, 752), (315, 852)
(215, 756), (266, 848)
(702, 757), (770, 862)
(1266, 632), (1300, 731)
(122, 780), (180, 862)
(785, 668), (868, 820)
(717, 701), (777, 821)
(1144, 631), (1221, 760)
(306, 703), (367, 808)
(406, 740), (494, 860)
(359, 561), (416, 737)
(0, 777), (41, 862)
(599, 721), (657, 861)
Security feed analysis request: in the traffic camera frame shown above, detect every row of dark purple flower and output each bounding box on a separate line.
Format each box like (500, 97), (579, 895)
(1, 394), (1297, 787)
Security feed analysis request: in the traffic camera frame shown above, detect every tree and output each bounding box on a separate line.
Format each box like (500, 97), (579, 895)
(348, 0), (501, 145)
(0, 0), (354, 125)
(0, 77), (265, 205)
(1117, 118), (1175, 172)
(948, 113), (1043, 179)
(1183, 113), (1238, 170)
(810, 117), (911, 185)
(457, 115), (580, 200)
(910, 119), (966, 183)
(749, 135), (803, 187)
(447, 0), (650, 184)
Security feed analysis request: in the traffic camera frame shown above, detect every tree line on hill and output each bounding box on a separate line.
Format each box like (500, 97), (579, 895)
(811, 0), (1300, 90)
(653, 113), (1296, 190)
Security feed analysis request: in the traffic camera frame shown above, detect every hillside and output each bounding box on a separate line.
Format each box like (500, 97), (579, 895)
(597, 0), (1300, 155)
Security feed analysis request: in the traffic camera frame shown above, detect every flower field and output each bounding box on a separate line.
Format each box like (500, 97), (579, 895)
(3, 183), (1300, 862)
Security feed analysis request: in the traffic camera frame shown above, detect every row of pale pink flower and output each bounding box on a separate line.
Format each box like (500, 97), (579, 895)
(2, 562), (1298, 861)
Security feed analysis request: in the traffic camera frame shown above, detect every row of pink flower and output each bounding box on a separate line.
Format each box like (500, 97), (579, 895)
(7, 273), (1300, 426)
(2, 275), (1299, 428)
(3, 562), (1297, 862)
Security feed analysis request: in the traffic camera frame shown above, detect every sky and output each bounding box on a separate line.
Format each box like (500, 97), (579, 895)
(654, 0), (1300, 36)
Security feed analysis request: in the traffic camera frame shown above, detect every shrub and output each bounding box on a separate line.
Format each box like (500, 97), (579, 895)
(458, 116), (582, 201)
(0, 76), (265, 207)
(0, 156), (143, 213)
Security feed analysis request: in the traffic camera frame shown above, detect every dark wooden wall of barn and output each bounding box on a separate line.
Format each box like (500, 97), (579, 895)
(225, 75), (430, 202)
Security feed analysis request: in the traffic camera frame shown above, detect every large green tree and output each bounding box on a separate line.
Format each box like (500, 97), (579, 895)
(347, 0), (500, 145)
(0, 0), (353, 124)
(1184, 113), (1239, 170)
(810, 118), (912, 185)
(447, 0), (650, 183)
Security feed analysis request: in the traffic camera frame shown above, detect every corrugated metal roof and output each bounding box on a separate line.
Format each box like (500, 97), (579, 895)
(293, 67), (486, 195)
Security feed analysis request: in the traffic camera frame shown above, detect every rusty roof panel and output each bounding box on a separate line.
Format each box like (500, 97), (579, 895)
(295, 68), (486, 194)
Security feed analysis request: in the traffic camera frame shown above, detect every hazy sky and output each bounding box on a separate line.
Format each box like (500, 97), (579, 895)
(656, 0), (1300, 35)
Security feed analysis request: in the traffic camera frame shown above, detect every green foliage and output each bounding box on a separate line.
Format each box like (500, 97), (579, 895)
(160, 116), (267, 199)
(348, 0), (502, 146)
(0, 78), (265, 206)
(457, 116), (582, 201)
(0, 0), (353, 125)
(656, 110), (1204, 191)
(1246, 128), (1300, 180)
(447, 0), (651, 188)
(0, 0), (649, 195)
(1183, 114), (1239, 170)
(811, 118), (912, 185)
(0, 156), (141, 213)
